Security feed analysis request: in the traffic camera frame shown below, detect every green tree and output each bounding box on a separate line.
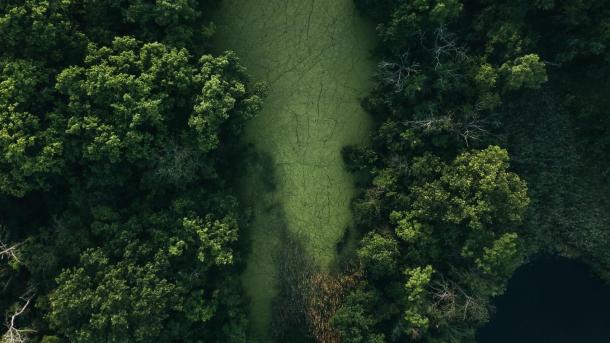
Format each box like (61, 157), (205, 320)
(53, 36), (262, 190)
(0, 59), (63, 196)
(48, 248), (180, 343)
(73, 0), (217, 48)
(0, 0), (86, 63)
(500, 54), (547, 90)
(339, 0), (610, 341)
(403, 265), (434, 339)
(48, 208), (246, 342)
(358, 232), (400, 279)
(342, 146), (529, 341)
(190, 51), (264, 152)
(1, 1), (262, 340)
(332, 289), (385, 343)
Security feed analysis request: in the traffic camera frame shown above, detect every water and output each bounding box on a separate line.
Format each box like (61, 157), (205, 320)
(478, 257), (610, 343)
(213, 2), (376, 339)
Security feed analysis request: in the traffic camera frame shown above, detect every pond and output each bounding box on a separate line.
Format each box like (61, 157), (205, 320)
(478, 256), (610, 342)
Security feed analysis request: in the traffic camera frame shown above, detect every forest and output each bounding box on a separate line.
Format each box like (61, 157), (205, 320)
(1, 0), (609, 342)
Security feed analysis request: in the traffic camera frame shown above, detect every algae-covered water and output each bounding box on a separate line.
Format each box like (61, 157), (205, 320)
(214, 1), (376, 340)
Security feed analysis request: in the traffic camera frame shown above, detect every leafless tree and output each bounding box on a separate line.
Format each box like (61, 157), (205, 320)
(405, 106), (491, 146)
(406, 114), (453, 132)
(428, 25), (469, 89)
(431, 25), (466, 69)
(3, 292), (35, 343)
(454, 114), (491, 147)
(378, 51), (421, 92)
(543, 60), (562, 68)
(0, 240), (19, 264)
(1, 236), (20, 294)
(430, 278), (458, 318)
(430, 277), (487, 322)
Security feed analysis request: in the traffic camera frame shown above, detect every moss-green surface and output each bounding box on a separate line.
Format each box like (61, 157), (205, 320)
(214, 1), (375, 340)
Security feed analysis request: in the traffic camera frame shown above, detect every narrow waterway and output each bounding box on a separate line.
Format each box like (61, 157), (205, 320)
(478, 257), (610, 342)
(213, 1), (376, 340)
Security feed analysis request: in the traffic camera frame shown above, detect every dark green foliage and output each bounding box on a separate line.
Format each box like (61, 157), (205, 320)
(341, 147), (528, 341)
(0, 1), (262, 341)
(0, 59), (63, 196)
(47, 210), (245, 342)
(357, 233), (399, 279)
(0, 0), (218, 60)
(0, 0), (87, 64)
(1, 0), (609, 341)
(336, 0), (610, 341)
(332, 289), (385, 343)
(462, 0), (610, 175)
(502, 89), (610, 272)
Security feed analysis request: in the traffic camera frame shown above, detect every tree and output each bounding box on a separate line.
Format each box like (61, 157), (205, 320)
(53, 36), (262, 190)
(48, 209), (246, 343)
(56, 37), (192, 165)
(403, 265), (434, 339)
(0, 59), (63, 197)
(2, 292), (35, 343)
(190, 51), (264, 152)
(500, 54), (547, 90)
(391, 146), (528, 264)
(475, 232), (520, 295)
(49, 248), (181, 343)
(408, 146), (529, 231)
(357, 232), (399, 279)
(342, 146), (529, 341)
(1, 2), (262, 340)
(332, 289), (385, 343)
(73, 0), (217, 48)
(0, 0), (86, 63)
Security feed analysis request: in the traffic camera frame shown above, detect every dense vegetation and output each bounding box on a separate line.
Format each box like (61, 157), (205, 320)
(327, 0), (610, 342)
(2, 0), (609, 342)
(0, 1), (263, 342)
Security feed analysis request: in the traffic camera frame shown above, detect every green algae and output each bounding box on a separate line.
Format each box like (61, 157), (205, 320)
(213, 1), (376, 340)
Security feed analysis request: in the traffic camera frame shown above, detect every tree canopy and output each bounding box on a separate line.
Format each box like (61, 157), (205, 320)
(330, 0), (610, 342)
(2, 0), (610, 342)
(0, 1), (262, 342)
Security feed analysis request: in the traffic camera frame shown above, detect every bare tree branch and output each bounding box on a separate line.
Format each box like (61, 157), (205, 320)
(431, 25), (467, 69)
(378, 51), (421, 93)
(0, 241), (20, 264)
(429, 276), (487, 322)
(405, 106), (493, 147)
(3, 291), (35, 343)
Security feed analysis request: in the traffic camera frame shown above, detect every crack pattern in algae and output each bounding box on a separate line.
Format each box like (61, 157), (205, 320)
(214, 0), (375, 340)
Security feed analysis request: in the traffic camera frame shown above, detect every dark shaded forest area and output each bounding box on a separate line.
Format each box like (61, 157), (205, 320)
(1, 0), (609, 342)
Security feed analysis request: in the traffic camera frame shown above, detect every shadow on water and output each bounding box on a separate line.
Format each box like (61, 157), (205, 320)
(271, 230), (317, 343)
(237, 145), (318, 342)
(477, 256), (610, 343)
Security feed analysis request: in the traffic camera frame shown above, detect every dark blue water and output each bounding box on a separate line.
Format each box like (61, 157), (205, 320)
(478, 257), (610, 343)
